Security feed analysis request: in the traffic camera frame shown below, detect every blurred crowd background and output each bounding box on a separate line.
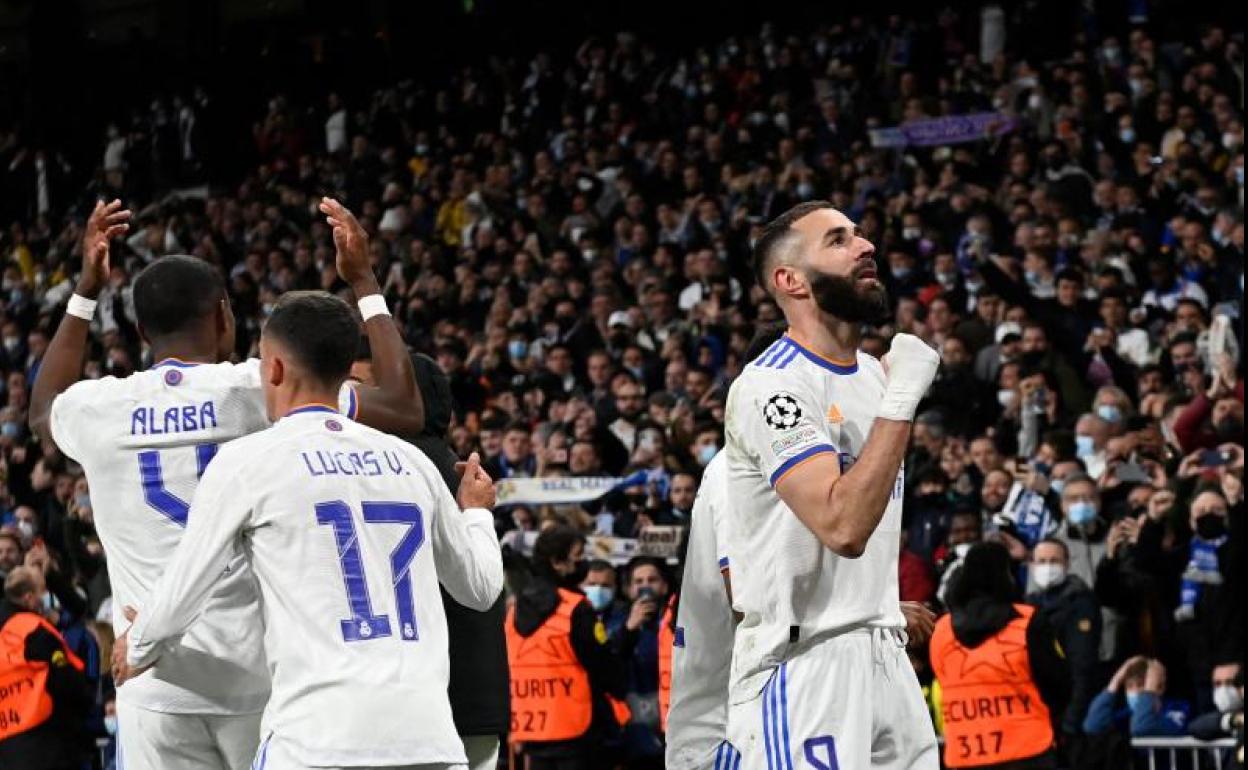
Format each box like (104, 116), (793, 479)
(0, 0), (1241, 768)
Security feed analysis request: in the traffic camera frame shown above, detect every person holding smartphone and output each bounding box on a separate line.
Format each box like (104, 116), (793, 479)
(617, 557), (671, 767)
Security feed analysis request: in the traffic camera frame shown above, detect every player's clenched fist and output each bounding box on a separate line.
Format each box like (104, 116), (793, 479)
(456, 452), (496, 510)
(879, 333), (940, 422)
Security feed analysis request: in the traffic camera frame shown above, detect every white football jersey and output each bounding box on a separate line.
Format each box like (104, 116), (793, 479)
(50, 358), (358, 714)
(722, 335), (905, 698)
(667, 452), (735, 770)
(126, 406), (504, 767)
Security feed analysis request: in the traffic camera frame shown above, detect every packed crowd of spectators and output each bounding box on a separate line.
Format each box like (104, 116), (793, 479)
(0, 4), (1242, 768)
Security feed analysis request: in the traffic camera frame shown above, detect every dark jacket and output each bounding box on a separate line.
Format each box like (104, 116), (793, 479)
(1027, 575), (1102, 735)
(409, 352), (511, 737)
(0, 601), (91, 770)
(512, 576), (628, 758)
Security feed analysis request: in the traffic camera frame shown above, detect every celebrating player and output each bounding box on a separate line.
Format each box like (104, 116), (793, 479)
(720, 201), (941, 769)
(667, 323), (937, 770)
(117, 291), (504, 769)
(28, 197), (423, 770)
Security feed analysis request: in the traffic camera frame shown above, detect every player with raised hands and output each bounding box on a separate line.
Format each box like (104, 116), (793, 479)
(28, 197), (422, 770)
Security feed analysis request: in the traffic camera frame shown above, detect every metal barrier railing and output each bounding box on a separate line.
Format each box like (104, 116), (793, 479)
(1131, 736), (1237, 770)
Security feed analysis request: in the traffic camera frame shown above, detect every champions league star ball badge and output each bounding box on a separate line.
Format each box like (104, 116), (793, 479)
(763, 393), (803, 430)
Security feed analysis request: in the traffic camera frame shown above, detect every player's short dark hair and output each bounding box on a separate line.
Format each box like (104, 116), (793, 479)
(263, 291), (359, 387)
(133, 255), (225, 339)
(752, 200), (836, 291)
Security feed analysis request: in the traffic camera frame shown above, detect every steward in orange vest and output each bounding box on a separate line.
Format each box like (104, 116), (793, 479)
(931, 543), (1070, 770)
(657, 593), (675, 732)
(0, 567), (89, 770)
(506, 527), (626, 770)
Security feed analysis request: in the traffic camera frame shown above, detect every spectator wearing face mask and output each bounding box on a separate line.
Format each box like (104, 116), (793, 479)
(581, 559), (626, 637)
(1073, 413), (1110, 486)
(1083, 656), (1186, 737)
(1173, 489), (1240, 711)
(1054, 475), (1107, 589)
(934, 509), (983, 606)
(1026, 538), (1102, 738)
(1189, 663), (1244, 749)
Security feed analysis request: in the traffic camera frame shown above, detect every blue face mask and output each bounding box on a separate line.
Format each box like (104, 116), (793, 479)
(1126, 691), (1149, 712)
(584, 585), (614, 612)
(1097, 404), (1122, 424)
(1068, 501), (1097, 527)
(508, 340), (528, 360)
(698, 444), (719, 465)
(1075, 434), (1096, 458)
(1050, 479), (1066, 497)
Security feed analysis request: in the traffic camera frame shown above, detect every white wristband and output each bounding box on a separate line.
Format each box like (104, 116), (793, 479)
(66, 294), (98, 321)
(357, 294), (390, 322)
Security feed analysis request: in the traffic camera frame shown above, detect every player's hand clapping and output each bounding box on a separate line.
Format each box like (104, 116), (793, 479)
(319, 197), (378, 294)
(879, 334), (941, 422)
(77, 199), (131, 298)
(455, 452), (496, 510)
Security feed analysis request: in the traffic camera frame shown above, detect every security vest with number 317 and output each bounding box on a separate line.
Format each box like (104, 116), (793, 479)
(930, 604), (1054, 768)
(505, 588), (593, 742)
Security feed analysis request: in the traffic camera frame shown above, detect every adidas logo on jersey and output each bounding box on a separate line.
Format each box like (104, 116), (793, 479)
(826, 404), (843, 423)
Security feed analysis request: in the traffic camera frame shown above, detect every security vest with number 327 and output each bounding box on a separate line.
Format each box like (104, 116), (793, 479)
(504, 588), (593, 742)
(930, 604), (1054, 768)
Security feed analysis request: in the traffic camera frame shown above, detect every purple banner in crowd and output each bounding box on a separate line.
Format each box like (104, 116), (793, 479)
(869, 112), (1019, 149)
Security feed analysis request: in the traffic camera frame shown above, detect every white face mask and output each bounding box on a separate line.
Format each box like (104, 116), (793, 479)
(997, 389), (1017, 409)
(1213, 685), (1243, 713)
(953, 542), (972, 560)
(1031, 563), (1067, 590)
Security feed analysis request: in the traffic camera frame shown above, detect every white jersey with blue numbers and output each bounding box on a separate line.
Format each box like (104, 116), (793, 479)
(49, 359), (359, 715)
(722, 335), (905, 697)
(126, 406), (504, 767)
(667, 452), (736, 770)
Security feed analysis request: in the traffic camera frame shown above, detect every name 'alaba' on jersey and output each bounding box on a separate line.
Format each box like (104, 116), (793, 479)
(127, 407), (504, 767)
(722, 334), (905, 695)
(49, 358), (359, 714)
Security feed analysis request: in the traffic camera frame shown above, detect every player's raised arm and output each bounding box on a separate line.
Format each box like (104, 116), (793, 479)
(124, 448), (253, 670)
(430, 451), (504, 610)
(320, 197), (424, 435)
(29, 200), (131, 447)
(773, 335), (939, 557)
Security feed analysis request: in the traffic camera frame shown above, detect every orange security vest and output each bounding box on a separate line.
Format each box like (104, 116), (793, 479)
(505, 588), (593, 742)
(930, 604), (1054, 768)
(657, 594), (676, 732)
(0, 612), (85, 740)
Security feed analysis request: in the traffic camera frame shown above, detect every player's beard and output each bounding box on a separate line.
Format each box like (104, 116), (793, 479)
(806, 267), (890, 325)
